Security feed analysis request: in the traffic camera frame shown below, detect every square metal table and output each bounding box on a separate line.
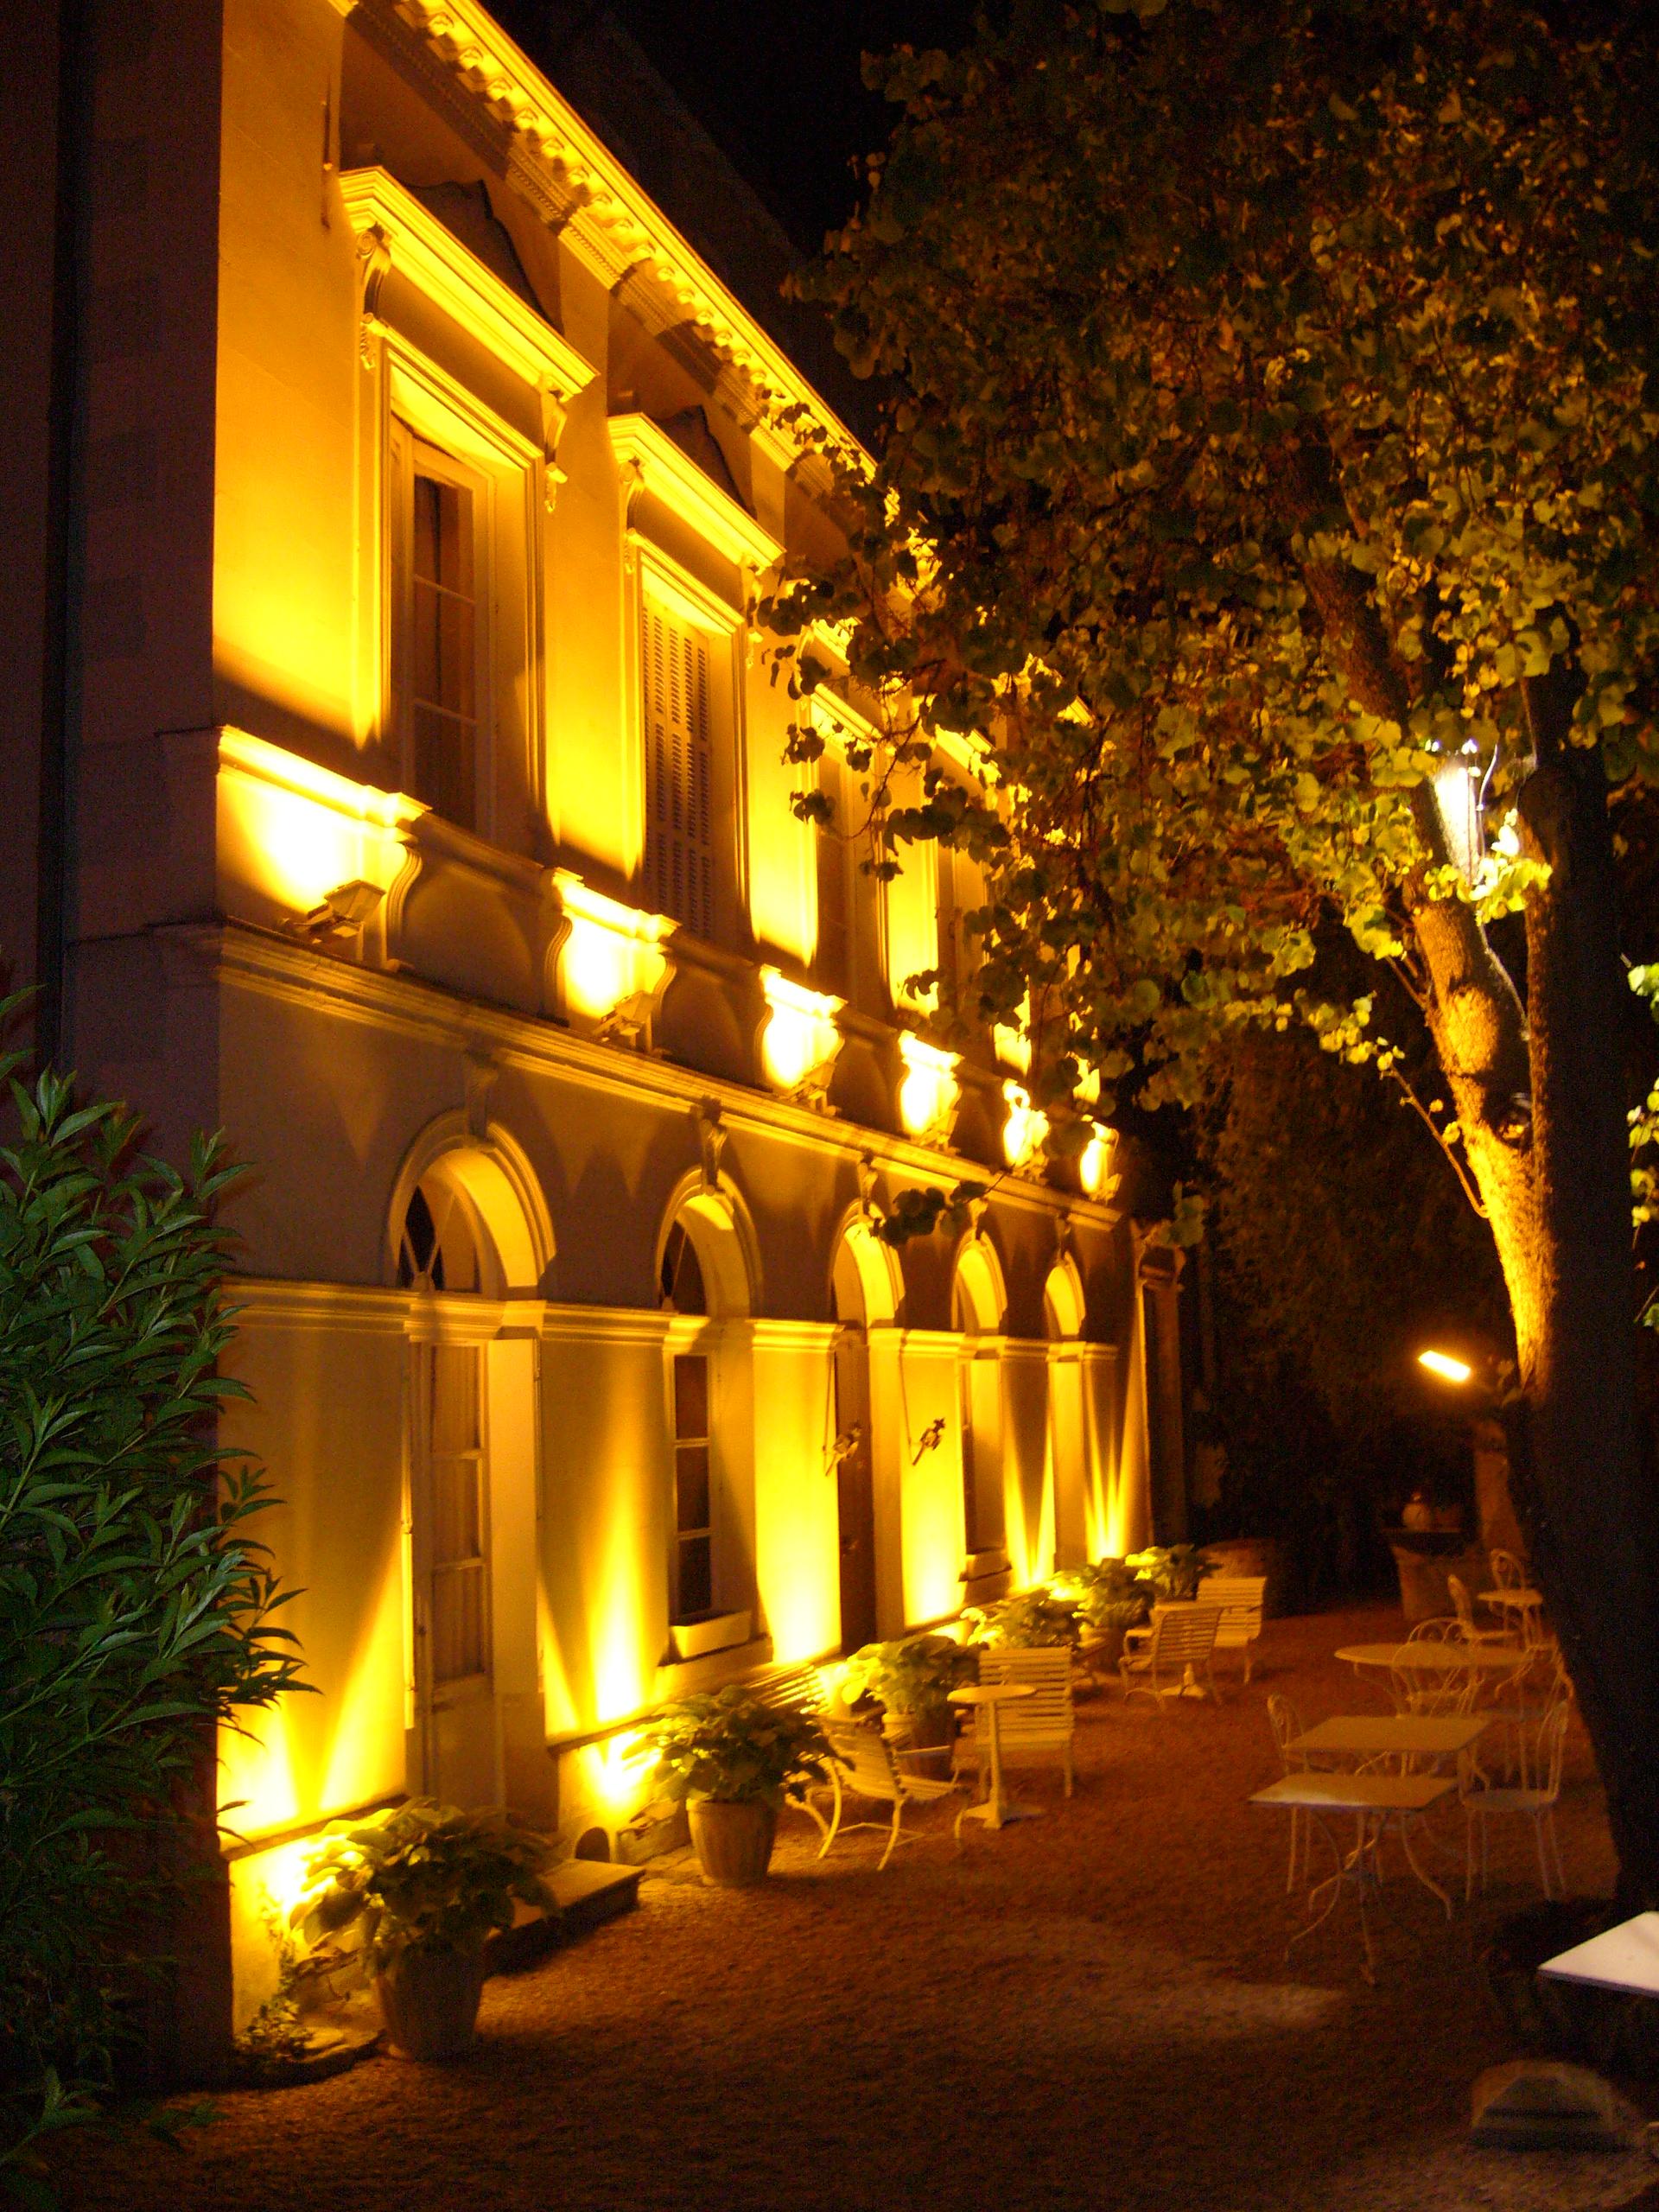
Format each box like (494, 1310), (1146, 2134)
(1252, 1771), (1457, 1980)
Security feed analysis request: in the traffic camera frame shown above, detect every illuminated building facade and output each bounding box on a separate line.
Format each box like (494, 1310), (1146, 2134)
(4, 0), (1175, 2038)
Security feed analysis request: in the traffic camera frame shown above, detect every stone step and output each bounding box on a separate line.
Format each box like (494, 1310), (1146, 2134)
(483, 1857), (642, 1976)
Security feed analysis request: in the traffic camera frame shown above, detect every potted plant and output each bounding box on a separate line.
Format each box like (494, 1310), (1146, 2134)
(1052, 1559), (1149, 1668)
(964, 1589), (1078, 1649)
(1126, 1543), (1217, 1604)
(841, 1633), (977, 1751)
(294, 1800), (555, 2061)
(642, 1685), (830, 1887)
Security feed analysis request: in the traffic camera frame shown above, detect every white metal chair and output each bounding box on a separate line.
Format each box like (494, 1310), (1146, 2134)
(1462, 1698), (1571, 1900)
(1120, 1603), (1222, 1706)
(1447, 1572), (1516, 1649)
(1202, 1574), (1268, 1684)
(812, 1717), (970, 1869)
(953, 1645), (1076, 1797)
(1489, 1548), (1525, 1592)
(1389, 1653), (1479, 1720)
(1265, 1694), (1314, 1891)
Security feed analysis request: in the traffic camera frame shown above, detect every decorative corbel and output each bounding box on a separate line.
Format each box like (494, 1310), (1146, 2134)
(855, 1152), (881, 1222)
(541, 386), (569, 514)
(464, 1052), (499, 1141)
(618, 454), (645, 575)
(694, 1098), (728, 1193)
(354, 223), (393, 368)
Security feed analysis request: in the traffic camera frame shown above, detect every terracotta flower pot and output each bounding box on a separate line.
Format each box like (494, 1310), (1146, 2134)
(688, 1798), (777, 1887)
(373, 1942), (488, 2061)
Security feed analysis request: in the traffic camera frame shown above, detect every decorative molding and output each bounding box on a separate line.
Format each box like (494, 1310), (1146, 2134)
(181, 916), (1121, 1224)
(756, 967), (844, 1110)
(223, 1278), (415, 1334)
(608, 414), (782, 573)
(364, 0), (861, 470)
(549, 870), (674, 1048)
(694, 1098), (728, 1192)
(338, 165), (597, 405)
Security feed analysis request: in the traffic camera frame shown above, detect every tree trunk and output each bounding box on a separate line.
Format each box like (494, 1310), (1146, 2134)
(1285, 435), (1659, 1896)
(1500, 702), (1659, 1904)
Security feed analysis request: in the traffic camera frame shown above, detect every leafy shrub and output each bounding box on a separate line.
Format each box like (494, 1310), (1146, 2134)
(964, 1591), (1078, 1649)
(1052, 1558), (1153, 1635)
(642, 1687), (830, 1808)
(0, 1057), (302, 2149)
(1126, 1545), (1216, 1603)
(294, 1801), (556, 1968)
(841, 1633), (976, 1713)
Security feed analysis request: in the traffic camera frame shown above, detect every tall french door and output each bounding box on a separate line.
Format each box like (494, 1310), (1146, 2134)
(411, 1339), (500, 1808)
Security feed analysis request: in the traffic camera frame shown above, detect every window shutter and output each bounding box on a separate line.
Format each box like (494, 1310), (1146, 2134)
(816, 747), (852, 997)
(643, 603), (714, 938)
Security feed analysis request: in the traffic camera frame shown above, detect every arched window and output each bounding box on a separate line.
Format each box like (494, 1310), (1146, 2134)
(659, 1220), (709, 1315)
(397, 1177), (482, 1292)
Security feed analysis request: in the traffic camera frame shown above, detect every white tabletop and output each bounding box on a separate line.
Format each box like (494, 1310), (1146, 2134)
(1335, 1640), (1523, 1674)
(949, 1681), (1035, 1707)
(1479, 1586), (1543, 1606)
(1538, 1911), (1659, 1995)
(1288, 1714), (1490, 1758)
(1251, 1773), (1456, 1815)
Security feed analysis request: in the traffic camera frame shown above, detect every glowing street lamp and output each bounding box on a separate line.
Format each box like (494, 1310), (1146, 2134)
(1418, 1348), (1475, 1386)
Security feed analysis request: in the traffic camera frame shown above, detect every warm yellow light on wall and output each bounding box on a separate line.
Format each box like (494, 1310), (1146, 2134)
(1419, 1348), (1475, 1385)
(1079, 1122), (1118, 1198)
(553, 870), (673, 1039)
(1001, 1082), (1048, 1173)
(897, 1033), (959, 1145)
(585, 1728), (654, 1818)
(218, 729), (421, 920)
(759, 968), (843, 1096)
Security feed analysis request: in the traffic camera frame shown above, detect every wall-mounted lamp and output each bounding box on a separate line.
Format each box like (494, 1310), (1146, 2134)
(1418, 1347), (1475, 1386)
(912, 1415), (946, 1463)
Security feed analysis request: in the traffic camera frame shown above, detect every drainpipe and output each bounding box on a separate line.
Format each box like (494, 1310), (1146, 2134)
(35, 0), (91, 1072)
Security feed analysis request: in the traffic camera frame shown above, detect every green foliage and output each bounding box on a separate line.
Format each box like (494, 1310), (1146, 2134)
(842, 1632), (976, 1712)
(295, 1801), (556, 1969)
(765, 0), (1659, 1185)
(964, 1590), (1077, 1649)
(642, 1687), (830, 1811)
(1052, 1558), (1152, 1634)
(1202, 1023), (1506, 1411)
(874, 1181), (988, 1249)
(1125, 1547), (1216, 1604)
(0, 1052), (302, 2119)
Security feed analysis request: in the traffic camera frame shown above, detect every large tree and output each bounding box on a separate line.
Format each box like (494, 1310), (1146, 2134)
(767, 0), (1659, 1887)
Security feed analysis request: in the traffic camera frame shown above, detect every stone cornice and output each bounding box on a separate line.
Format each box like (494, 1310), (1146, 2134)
(353, 0), (864, 474)
(172, 919), (1122, 1232)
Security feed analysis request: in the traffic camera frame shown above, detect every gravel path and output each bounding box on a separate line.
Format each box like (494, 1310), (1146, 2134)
(63, 1602), (1657, 2212)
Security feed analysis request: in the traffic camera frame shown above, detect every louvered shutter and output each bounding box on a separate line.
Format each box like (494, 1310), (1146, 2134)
(643, 603), (715, 938)
(816, 747), (852, 997)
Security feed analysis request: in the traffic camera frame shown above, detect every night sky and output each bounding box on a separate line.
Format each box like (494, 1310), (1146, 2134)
(506, 2), (980, 254)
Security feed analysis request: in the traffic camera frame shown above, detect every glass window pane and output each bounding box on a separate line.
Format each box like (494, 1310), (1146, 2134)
(677, 1535), (712, 1622)
(676, 1443), (710, 1535)
(412, 707), (476, 831)
(429, 1345), (479, 1455)
(673, 1353), (709, 1439)
(433, 1562), (486, 1681)
(432, 1457), (482, 1566)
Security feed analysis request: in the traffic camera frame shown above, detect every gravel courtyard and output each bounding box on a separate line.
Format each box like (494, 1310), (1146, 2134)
(62, 1602), (1658, 2212)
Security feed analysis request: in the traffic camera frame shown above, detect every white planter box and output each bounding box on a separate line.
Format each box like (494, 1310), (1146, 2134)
(667, 1610), (752, 1662)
